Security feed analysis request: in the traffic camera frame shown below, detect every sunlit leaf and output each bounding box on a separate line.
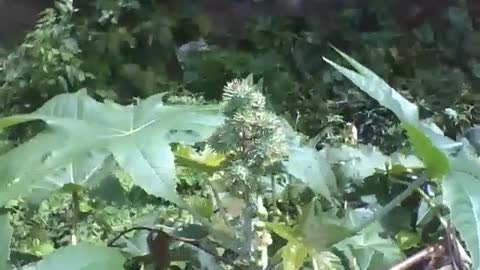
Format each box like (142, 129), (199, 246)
(284, 144), (337, 202)
(395, 230), (421, 250)
(281, 241), (308, 270)
(311, 252), (344, 270)
(0, 90), (223, 206)
(403, 123), (449, 180)
(185, 196), (214, 219)
(321, 144), (389, 184)
(267, 222), (299, 243)
(174, 145), (225, 173)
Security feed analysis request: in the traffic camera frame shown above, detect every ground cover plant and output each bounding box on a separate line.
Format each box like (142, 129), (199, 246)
(1, 0), (480, 269)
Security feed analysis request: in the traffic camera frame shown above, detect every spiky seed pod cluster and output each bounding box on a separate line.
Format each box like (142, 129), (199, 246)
(208, 76), (289, 174)
(221, 78), (266, 118)
(208, 77), (289, 267)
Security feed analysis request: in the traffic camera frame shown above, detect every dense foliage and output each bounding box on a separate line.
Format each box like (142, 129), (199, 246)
(1, 0), (480, 269)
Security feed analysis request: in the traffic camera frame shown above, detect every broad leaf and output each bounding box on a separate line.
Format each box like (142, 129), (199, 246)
(443, 169), (480, 269)
(174, 145), (225, 173)
(27, 151), (113, 204)
(335, 209), (404, 269)
(20, 243), (126, 270)
(116, 230), (150, 257)
(0, 90), (223, 206)
(321, 144), (389, 184)
(267, 222), (300, 243)
(284, 144), (337, 202)
(0, 213), (12, 270)
(403, 123), (449, 180)
(301, 206), (352, 251)
(281, 241), (308, 270)
(311, 252), (344, 270)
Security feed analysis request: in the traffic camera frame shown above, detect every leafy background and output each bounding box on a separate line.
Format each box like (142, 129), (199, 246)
(1, 0), (480, 269)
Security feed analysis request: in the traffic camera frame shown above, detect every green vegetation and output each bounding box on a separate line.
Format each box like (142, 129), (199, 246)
(1, 0), (480, 269)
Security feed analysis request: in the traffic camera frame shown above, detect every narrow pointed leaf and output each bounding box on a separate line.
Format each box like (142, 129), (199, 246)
(323, 50), (419, 124)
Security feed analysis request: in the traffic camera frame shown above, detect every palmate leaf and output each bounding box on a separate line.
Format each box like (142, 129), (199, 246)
(268, 220), (309, 270)
(0, 90), (223, 206)
(20, 243), (125, 270)
(27, 150), (113, 204)
(300, 206), (353, 252)
(335, 208), (404, 270)
(282, 118), (339, 203)
(284, 144), (337, 202)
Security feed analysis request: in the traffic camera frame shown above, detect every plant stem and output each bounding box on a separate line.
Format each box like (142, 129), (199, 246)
(389, 177), (472, 266)
(208, 181), (229, 225)
(354, 175), (426, 233)
(71, 190), (80, 245)
(271, 175), (277, 211)
(242, 192), (254, 260)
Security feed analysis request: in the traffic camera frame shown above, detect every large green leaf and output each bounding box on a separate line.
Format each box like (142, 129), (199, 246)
(27, 150), (113, 204)
(335, 208), (404, 269)
(321, 144), (389, 184)
(321, 144), (424, 184)
(281, 241), (308, 270)
(20, 243), (126, 270)
(403, 123), (449, 180)
(284, 144), (337, 202)
(0, 213), (12, 270)
(300, 206), (353, 252)
(267, 222), (309, 270)
(443, 167), (480, 269)
(0, 90), (223, 205)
